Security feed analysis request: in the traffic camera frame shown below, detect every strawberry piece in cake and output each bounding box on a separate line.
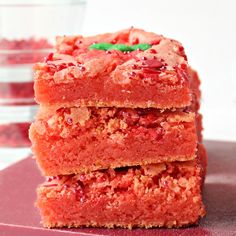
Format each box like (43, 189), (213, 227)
(30, 107), (198, 176)
(34, 28), (193, 109)
(36, 145), (206, 229)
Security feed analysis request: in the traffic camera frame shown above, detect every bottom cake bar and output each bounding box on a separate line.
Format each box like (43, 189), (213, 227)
(37, 145), (206, 229)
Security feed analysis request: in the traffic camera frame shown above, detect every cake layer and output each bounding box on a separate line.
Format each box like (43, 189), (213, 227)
(30, 107), (198, 176)
(34, 28), (193, 109)
(37, 144), (206, 229)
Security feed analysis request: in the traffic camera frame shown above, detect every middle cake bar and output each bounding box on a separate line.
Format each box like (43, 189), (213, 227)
(30, 106), (199, 176)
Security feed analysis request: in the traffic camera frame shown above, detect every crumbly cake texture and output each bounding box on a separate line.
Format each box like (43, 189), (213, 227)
(37, 144), (206, 229)
(31, 28), (207, 229)
(30, 107), (198, 176)
(34, 28), (193, 109)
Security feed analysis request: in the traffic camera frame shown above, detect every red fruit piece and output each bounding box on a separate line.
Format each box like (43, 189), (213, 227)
(45, 53), (54, 62)
(141, 59), (163, 69)
(149, 49), (157, 54)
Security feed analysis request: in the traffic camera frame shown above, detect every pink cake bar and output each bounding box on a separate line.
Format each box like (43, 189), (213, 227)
(30, 107), (198, 176)
(34, 28), (193, 109)
(37, 144), (206, 229)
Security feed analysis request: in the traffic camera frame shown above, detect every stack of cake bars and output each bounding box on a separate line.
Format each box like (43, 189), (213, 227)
(30, 28), (207, 229)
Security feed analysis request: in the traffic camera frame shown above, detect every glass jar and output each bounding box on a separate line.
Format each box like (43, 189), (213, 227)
(0, 0), (86, 168)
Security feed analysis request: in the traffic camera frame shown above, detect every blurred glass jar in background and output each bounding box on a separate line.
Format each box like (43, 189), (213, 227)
(0, 0), (86, 167)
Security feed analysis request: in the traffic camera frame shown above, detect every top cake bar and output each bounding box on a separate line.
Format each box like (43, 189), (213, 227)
(34, 28), (193, 109)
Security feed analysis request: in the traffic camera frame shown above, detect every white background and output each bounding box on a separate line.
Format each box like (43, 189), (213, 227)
(82, 0), (236, 141)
